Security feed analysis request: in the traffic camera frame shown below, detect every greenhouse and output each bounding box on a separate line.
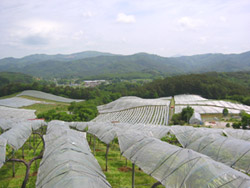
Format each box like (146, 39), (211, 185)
(0, 123), (32, 151)
(0, 106), (36, 121)
(224, 128), (250, 142)
(0, 137), (6, 168)
(94, 105), (169, 125)
(36, 122), (111, 188)
(174, 95), (250, 114)
(174, 94), (207, 102)
(189, 112), (203, 125)
(98, 96), (171, 113)
(170, 126), (250, 173)
(0, 97), (41, 108)
(117, 130), (250, 188)
(87, 122), (117, 144)
(17, 90), (84, 103)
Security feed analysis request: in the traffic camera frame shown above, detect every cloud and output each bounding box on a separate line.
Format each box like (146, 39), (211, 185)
(10, 19), (65, 46)
(219, 16), (227, 22)
(116, 13), (136, 23)
(121, 37), (127, 43)
(199, 36), (208, 44)
(177, 17), (203, 30)
(82, 11), (94, 18)
(72, 30), (85, 40)
(22, 35), (49, 45)
(20, 20), (62, 35)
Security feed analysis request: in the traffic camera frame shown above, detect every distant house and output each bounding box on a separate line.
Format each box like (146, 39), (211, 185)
(84, 80), (106, 87)
(189, 112), (203, 125)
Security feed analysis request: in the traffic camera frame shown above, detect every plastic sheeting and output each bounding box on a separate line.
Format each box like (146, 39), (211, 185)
(174, 94), (207, 102)
(0, 106), (36, 121)
(0, 119), (46, 132)
(170, 126), (223, 147)
(0, 137), (7, 168)
(117, 130), (250, 188)
(189, 112), (202, 125)
(88, 122), (117, 144)
(1, 122), (32, 150)
(98, 96), (170, 113)
(36, 124), (111, 188)
(87, 122), (170, 144)
(28, 120), (47, 131)
(69, 122), (88, 131)
(175, 99), (250, 114)
(187, 134), (250, 173)
(95, 105), (169, 125)
(170, 126), (250, 174)
(174, 105), (241, 114)
(17, 90), (84, 103)
(224, 128), (250, 142)
(115, 123), (170, 139)
(0, 97), (41, 108)
(48, 120), (69, 127)
(0, 119), (18, 131)
(48, 120), (89, 131)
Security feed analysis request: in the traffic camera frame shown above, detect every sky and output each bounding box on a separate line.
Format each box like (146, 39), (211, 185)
(0, 0), (250, 58)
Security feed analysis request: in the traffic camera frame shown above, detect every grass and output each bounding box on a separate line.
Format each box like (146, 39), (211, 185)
(20, 95), (70, 115)
(22, 103), (69, 115)
(19, 95), (70, 105)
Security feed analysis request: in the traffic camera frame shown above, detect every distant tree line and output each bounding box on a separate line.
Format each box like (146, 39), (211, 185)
(0, 73), (249, 106)
(232, 112), (250, 129)
(0, 82), (121, 104)
(100, 74), (250, 105)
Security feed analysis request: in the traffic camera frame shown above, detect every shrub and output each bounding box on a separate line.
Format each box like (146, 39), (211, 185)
(223, 108), (229, 117)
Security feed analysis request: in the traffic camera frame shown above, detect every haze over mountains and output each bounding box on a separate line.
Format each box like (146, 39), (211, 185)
(0, 51), (249, 79)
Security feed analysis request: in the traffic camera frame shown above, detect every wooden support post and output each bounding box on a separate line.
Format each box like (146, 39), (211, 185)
(93, 136), (96, 156)
(105, 144), (110, 171)
(29, 136), (31, 149)
(22, 146), (25, 159)
(12, 149), (15, 177)
(33, 133), (35, 147)
(90, 135), (92, 145)
(132, 163), (135, 188)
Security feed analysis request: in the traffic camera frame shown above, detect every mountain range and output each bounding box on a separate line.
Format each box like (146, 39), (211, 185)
(0, 51), (249, 79)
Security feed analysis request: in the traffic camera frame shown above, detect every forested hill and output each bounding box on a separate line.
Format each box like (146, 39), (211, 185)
(133, 73), (250, 101)
(0, 51), (249, 79)
(0, 51), (115, 70)
(0, 72), (34, 88)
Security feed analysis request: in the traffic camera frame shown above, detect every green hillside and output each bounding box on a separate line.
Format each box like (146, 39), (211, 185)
(0, 72), (34, 87)
(0, 51), (249, 79)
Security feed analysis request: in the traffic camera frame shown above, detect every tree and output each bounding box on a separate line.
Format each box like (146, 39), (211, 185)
(181, 106), (194, 123)
(171, 114), (185, 125)
(171, 106), (194, 125)
(232, 112), (250, 129)
(223, 108), (229, 117)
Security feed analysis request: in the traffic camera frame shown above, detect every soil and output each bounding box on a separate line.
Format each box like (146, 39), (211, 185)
(118, 166), (132, 172)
